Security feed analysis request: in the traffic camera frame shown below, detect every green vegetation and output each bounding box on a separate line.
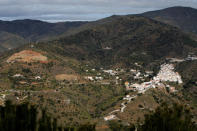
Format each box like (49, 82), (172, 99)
(0, 101), (96, 131)
(107, 103), (197, 131)
(1, 9), (197, 131)
(140, 103), (197, 131)
(0, 101), (56, 131)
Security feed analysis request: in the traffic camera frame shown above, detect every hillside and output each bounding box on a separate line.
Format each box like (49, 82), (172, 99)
(1, 14), (197, 129)
(0, 31), (27, 51)
(1, 6), (197, 53)
(37, 15), (197, 68)
(142, 6), (197, 34)
(0, 19), (87, 52)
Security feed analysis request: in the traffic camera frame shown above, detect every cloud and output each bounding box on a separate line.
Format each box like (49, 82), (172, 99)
(0, 0), (197, 22)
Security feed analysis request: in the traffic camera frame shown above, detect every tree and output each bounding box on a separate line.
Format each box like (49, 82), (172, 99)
(0, 101), (56, 131)
(0, 101), (96, 131)
(139, 103), (197, 131)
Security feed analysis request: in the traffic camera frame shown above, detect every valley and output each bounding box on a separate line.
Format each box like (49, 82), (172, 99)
(1, 47), (197, 128)
(0, 6), (197, 130)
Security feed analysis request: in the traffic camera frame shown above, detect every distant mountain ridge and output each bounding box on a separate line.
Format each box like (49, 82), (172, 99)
(1, 6), (197, 53)
(0, 19), (87, 52)
(142, 6), (197, 34)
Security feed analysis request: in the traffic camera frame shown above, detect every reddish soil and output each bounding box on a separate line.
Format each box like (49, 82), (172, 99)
(7, 50), (48, 63)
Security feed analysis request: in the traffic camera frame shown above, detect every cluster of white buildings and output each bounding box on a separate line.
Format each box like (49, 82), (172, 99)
(153, 64), (183, 84)
(104, 63), (183, 121)
(103, 70), (117, 76)
(128, 81), (156, 94)
(84, 76), (104, 81)
(12, 74), (42, 80)
(84, 76), (94, 81)
(185, 54), (197, 61)
(126, 64), (183, 94)
(130, 69), (152, 80)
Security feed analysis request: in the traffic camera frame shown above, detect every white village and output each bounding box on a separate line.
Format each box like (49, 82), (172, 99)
(1, 54), (197, 122)
(104, 63), (183, 121)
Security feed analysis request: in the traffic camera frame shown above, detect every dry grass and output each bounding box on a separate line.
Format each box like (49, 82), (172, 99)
(55, 74), (79, 81)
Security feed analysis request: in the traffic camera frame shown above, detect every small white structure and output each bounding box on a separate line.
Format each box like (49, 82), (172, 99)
(103, 70), (117, 76)
(85, 76), (94, 81)
(103, 47), (112, 50)
(135, 63), (141, 67)
(35, 76), (41, 80)
(134, 72), (143, 79)
(95, 76), (103, 80)
(126, 95), (130, 98)
(186, 54), (197, 61)
(167, 58), (185, 63)
(168, 86), (178, 93)
(30, 45), (34, 48)
(145, 71), (153, 74)
(104, 115), (116, 121)
(123, 95), (137, 102)
(2, 94), (6, 99)
(130, 69), (137, 73)
(13, 74), (23, 78)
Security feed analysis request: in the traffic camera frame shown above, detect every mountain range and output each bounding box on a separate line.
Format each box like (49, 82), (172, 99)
(0, 6), (197, 129)
(0, 20), (87, 52)
(142, 6), (197, 34)
(0, 6), (197, 53)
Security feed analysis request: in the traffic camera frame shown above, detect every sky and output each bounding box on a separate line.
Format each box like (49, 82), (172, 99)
(0, 0), (197, 22)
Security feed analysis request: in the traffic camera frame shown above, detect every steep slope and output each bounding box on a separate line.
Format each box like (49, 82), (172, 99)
(0, 19), (87, 41)
(37, 15), (197, 68)
(142, 6), (197, 34)
(0, 31), (27, 50)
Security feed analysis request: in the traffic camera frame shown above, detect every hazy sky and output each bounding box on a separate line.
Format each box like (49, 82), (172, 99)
(0, 0), (197, 22)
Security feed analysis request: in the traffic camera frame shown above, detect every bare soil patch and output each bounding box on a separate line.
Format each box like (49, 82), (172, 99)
(7, 50), (48, 63)
(55, 74), (79, 81)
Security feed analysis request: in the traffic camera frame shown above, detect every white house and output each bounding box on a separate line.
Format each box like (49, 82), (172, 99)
(104, 115), (116, 121)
